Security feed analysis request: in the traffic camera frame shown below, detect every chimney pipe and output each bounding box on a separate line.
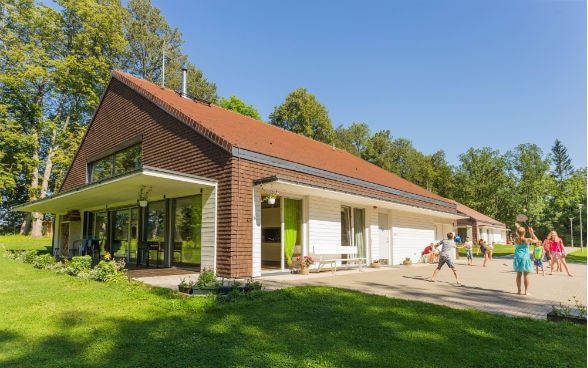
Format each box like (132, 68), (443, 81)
(181, 67), (188, 98)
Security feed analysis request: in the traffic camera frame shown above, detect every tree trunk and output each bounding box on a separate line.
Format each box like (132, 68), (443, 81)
(30, 212), (43, 238)
(20, 213), (31, 235)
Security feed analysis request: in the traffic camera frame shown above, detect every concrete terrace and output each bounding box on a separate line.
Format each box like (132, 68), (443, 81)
(129, 249), (586, 321)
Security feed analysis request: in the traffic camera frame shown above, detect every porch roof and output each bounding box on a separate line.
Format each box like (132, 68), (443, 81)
(255, 176), (467, 220)
(13, 166), (216, 214)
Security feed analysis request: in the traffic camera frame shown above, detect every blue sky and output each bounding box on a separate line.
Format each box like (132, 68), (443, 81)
(151, 0), (586, 169)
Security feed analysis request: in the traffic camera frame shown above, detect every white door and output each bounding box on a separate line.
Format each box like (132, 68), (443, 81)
(378, 213), (390, 263)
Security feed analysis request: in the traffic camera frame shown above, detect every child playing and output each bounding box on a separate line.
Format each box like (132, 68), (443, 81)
(533, 243), (545, 276)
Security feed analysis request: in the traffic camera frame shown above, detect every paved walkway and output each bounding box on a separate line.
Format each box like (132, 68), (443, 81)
(130, 249), (586, 320)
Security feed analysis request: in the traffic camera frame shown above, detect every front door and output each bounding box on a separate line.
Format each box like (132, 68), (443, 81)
(58, 222), (70, 257)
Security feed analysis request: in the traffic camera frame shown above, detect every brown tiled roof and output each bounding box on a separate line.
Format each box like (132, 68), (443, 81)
(455, 202), (506, 228)
(112, 70), (450, 204)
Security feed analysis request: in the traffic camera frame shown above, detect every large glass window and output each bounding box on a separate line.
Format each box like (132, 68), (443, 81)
(172, 195), (202, 267)
(89, 143), (142, 183)
(112, 208), (139, 261)
(93, 212), (108, 256)
(341, 206), (365, 257)
(147, 200), (166, 242)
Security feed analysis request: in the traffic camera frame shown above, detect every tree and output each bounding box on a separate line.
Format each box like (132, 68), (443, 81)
(268, 88), (334, 144)
(453, 147), (512, 220)
(219, 95), (261, 120)
(120, 0), (218, 103)
(334, 122), (371, 157)
(507, 143), (551, 234)
(0, 0), (127, 236)
(550, 139), (574, 187)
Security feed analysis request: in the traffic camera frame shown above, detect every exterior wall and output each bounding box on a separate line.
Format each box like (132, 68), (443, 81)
(200, 186), (217, 270)
(392, 212), (435, 264)
(251, 188), (262, 277)
(368, 209), (380, 263)
(308, 197), (341, 253)
(479, 227), (506, 244)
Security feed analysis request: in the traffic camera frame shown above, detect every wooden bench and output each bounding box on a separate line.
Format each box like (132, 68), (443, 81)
(310, 246), (367, 273)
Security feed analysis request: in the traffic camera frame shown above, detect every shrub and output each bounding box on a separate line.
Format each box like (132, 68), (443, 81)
(23, 250), (38, 264)
(94, 254), (127, 283)
(195, 268), (216, 288)
(32, 253), (56, 269)
(63, 256), (92, 276)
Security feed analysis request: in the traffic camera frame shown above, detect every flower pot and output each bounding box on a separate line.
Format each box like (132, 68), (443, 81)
(178, 285), (192, 294)
(370, 263), (381, 268)
(139, 200), (148, 208)
(244, 285), (262, 293)
(299, 266), (310, 275)
(192, 287), (215, 296)
(546, 312), (587, 324)
(268, 197), (276, 205)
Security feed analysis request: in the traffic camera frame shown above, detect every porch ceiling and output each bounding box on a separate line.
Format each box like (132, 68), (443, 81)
(261, 179), (467, 220)
(13, 167), (216, 214)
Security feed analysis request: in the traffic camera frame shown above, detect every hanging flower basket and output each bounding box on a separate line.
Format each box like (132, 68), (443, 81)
(259, 189), (279, 204)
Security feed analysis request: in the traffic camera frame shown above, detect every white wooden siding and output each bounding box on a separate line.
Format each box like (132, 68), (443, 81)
(251, 188), (262, 276)
(308, 197), (341, 253)
(201, 186), (217, 270)
(390, 213), (454, 265)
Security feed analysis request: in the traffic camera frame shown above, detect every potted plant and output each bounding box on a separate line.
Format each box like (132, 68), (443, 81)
(293, 255), (315, 275)
(177, 277), (194, 294)
(370, 259), (382, 268)
(260, 189), (279, 205)
(244, 277), (263, 293)
(192, 267), (217, 295)
(402, 257), (412, 266)
(547, 297), (587, 324)
(137, 185), (152, 207)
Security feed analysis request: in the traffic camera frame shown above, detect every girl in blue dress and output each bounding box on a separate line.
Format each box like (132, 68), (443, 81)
(513, 223), (541, 295)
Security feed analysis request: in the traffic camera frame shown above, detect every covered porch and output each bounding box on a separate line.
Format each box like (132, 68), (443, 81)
(14, 167), (218, 270)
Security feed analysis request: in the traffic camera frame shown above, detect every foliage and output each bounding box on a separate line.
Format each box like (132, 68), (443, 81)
(63, 255), (92, 275)
(269, 87), (335, 144)
(293, 255), (314, 268)
(259, 189), (279, 203)
(178, 277), (195, 288)
(120, 0), (218, 103)
(93, 253), (127, 283)
(1, 0), (127, 236)
(32, 253), (57, 269)
(551, 296), (587, 318)
(219, 95), (261, 120)
(402, 257), (412, 265)
(550, 139), (574, 185)
(334, 122), (371, 157)
(195, 267), (216, 288)
(137, 184), (152, 201)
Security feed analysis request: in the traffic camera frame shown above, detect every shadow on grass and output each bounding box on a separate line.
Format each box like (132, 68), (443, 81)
(1, 285), (586, 368)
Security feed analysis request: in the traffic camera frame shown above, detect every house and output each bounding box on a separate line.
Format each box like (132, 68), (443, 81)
(15, 70), (467, 277)
(455, 203), (508, 244)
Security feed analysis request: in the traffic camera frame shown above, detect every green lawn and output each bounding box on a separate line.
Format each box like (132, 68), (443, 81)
(458, 242), (588, 263)
(0, 237), (586, 367)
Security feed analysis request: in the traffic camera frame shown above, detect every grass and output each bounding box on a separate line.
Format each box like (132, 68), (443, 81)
(1, 236), (586, 367)
(458, 243), (587, 263)
(0, 234), (52, 252)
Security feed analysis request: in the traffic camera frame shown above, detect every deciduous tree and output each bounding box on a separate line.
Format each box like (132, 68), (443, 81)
(269, 88), (334, 144)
